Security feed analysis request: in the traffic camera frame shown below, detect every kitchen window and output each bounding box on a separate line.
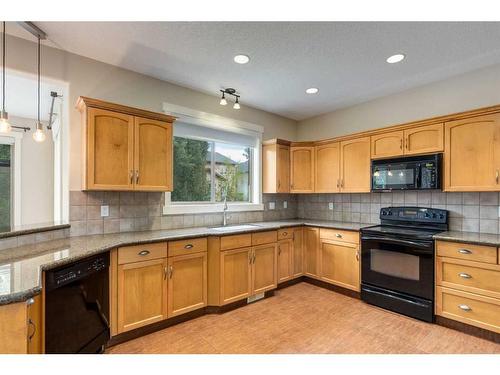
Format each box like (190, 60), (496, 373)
(0, 144), (12, 232)
(162, 105), (263, 215)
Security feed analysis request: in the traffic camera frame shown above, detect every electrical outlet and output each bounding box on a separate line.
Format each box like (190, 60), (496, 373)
(283, 201), (288, 209)
(101, 205), (109, 217)
(269, 202), (275, 210)
(328, 202), (334, 210)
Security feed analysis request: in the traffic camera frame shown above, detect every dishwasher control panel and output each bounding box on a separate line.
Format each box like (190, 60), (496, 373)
(45, 253), (110, 291)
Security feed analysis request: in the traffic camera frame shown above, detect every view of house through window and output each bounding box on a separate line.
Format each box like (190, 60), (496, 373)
(172, 136), (251, 203)
(0, 144), (12, 232)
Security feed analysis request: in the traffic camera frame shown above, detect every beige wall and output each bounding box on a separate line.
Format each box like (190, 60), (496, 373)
(9, 116), (54, 225)
(297, 63), (500, 140)
(6, 35), (298, 191)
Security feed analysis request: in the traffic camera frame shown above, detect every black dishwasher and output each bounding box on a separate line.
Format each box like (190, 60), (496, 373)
(45, 253), (110, 354)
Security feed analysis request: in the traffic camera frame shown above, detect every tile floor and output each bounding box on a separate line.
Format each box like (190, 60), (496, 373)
(107, 283), (500, 354)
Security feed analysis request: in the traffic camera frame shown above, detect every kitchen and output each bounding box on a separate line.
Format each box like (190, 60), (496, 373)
(1, 3), (500, 373)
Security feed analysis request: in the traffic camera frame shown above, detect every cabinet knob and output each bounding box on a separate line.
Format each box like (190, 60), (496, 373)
(335, 233), (342, 238)
(458, 304), (472, 312)
(184, 244), (194, 249)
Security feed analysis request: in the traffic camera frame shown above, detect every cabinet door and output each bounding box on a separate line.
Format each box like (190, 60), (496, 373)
(220, 247), (252, 305)
(304, 227), (320, 278)
(404, 123), (444, 155)
(290, 146), (315, 193)
(134, 116), (173, 191)
(117, 258), (167, 333)
(277, 145), (290, 193)
(315, 142), (340, 192)
(371, 131), (403, 159)
(87, 108), (134, 190)
(340, 137), (371, 193)
(167, 252), (207, 317)
(252, 243), (278, 294)
(292, 227), (304, 278)
(445, 114), (500, 191)
(277, 239), (293, 283)
(320, 240), (360, 291)
(27, 295), (42, 354)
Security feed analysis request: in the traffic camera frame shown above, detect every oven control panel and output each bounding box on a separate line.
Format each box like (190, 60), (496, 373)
(380, 206), (447, 224)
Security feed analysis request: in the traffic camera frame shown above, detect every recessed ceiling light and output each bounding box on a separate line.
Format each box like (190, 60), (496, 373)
(234, 54), (250, 64)
(306, 87), (319, 94)
(386, 54), (405, 64)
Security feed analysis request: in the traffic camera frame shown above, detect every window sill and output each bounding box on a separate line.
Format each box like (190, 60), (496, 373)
(163, 203), (264, 215)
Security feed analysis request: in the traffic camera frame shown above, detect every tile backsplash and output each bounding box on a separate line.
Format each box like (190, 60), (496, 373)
(69, 191), (297, 237)
(297, 191), (500, 234)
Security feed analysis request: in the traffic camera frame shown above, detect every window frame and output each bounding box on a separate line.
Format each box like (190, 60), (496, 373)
(162, 102), (264, 216)
(0, 132), (23, 227)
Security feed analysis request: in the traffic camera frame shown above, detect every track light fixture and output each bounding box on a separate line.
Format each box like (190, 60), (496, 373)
(219, 88), (241, 110)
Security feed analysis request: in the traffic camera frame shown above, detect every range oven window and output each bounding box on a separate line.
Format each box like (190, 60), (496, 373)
(370, 249), (420, 281)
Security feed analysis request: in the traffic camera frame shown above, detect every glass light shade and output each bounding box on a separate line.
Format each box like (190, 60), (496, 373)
(0, 117), (11, 133)
(220, 97), (227, 106)
(33, 128), (46, 143)
(233, 101), (240, 110)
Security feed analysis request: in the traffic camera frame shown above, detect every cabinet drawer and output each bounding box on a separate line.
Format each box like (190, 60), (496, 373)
(252, 230), (278, 246)
(436, 241), (497, 264)
(220, 234), (252, 251)
(320, 228), (359, 244)
(168, 237), (207, 257)
(437, 257), (500, 299)
(118, 242), (168, 264)
(278, 228), (293, 240)
(436, 287), (500, 334)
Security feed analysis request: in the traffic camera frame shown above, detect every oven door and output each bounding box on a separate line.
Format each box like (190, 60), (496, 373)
(371, 161), (419, 191)
(361, 235), (434, 300)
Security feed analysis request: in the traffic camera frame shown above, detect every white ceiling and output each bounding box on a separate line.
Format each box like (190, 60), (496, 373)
(9, 22), (500, 120)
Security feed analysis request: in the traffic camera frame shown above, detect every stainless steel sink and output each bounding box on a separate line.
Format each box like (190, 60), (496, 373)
(210, 224), (260, 232)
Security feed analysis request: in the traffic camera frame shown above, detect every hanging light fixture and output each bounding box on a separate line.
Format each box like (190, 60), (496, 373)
(0, 22), (11, 133)
(32, 35), (45, 143)
(219, 88), (241, 110)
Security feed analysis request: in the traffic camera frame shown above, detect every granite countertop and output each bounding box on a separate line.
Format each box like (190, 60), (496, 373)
(0, 221), (70, 239)
(0, 219), (370, 306)
(433, 231), (500, 247)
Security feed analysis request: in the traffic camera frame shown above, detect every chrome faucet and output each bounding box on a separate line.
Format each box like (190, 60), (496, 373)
(223, 195), (230, 226)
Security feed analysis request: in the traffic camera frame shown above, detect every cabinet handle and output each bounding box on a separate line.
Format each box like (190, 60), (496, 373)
(253, 253), (256, 264)
(335, 233), (342, 238)
(496, 170), (499, 184)
(164, 266), (168, 280)
(28, 318), (36, 342)
(336, 179), (339, 188)
(400, 138), (403, 150)
(405, 137), (409, 150)
(249, 253), (252, 264)
(138, 250), (150, 256)
(459, 272), (472, 279)
(458, 249), (472, 255)
(278, 246), (281, 256)
(458, 304), (472, 312)
(278, 181), (281, 189)
(169, 265), (174, 279)
(135, 170), (140, 184)
(356, 251), (360, 261)
(130, 170), (134, 184)
(184, 244), (194, 249)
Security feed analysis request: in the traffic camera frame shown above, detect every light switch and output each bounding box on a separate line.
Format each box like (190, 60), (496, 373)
(269, 202), (275, 210)
(328, 202), (334, 210)
(101, 205), (109, 217)
(283, 201), (288, 209)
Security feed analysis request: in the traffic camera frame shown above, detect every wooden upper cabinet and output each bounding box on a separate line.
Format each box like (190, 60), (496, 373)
(404, 123), (444, 155)
(340, 137), (371, 193)
(86, 108), (135, 190)
(262, 140), (290, 193)
(315, 142), (340, 192)
(371, 130), (403, 159)
(290, 146), (315, 193)
(445, 114), (500, 191)
(77, 97), (175, 191)
(134, 116), (173, 191)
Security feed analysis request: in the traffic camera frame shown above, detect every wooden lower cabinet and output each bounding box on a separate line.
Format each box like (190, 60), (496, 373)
(220, 247), (253, 305)
(304, 227), (320, 278)
(167, 252), (207, 317)
(292, 227), (304, 278)
(253, 243), (278, 294)
(117, 258), (168, 333)
(320, 240), (360, 292)
(278, 239), (293, 282)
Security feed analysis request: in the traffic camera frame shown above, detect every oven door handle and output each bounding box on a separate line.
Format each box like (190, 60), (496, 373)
(361, 235), (433, 251)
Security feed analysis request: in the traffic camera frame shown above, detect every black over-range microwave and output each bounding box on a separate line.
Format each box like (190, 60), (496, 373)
(371, 153), (442, 191)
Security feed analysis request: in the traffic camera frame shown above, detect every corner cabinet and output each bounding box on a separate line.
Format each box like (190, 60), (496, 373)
(444, 113), (500, 191)
(290, 146), (315, 193)
(77, 97), (175, 191)
(262, 139), (290, 193)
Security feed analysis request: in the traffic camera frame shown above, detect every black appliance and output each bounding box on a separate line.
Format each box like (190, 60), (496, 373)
(361, 207), (448, 322)
(371, 153), (442, 191)
(45, 253), (110, 354)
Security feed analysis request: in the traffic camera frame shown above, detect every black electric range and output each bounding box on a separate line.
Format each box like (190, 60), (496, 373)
(360, 206), (448, 322)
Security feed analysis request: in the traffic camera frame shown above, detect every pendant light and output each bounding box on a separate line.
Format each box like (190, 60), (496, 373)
(0, 22), (11, 133)
(32, 35), (45, 143)
(219, 92), (227, 106)
(233, 97), (240, 110)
